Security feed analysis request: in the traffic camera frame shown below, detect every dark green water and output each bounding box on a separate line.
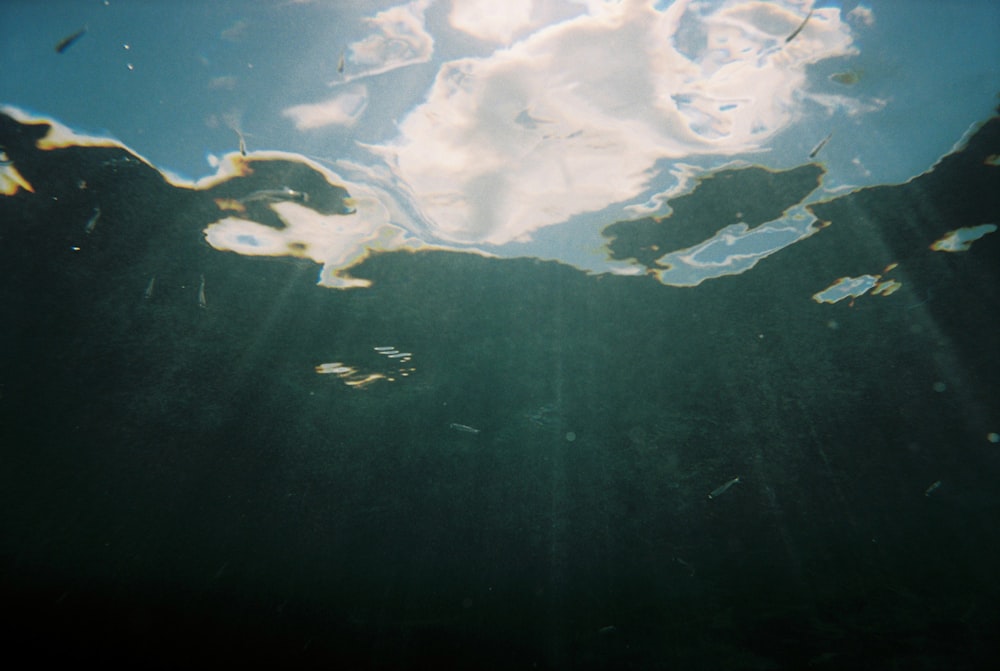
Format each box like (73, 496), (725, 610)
(2, 109), (999, 668)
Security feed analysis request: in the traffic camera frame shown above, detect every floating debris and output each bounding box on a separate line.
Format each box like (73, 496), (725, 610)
(809, 132), (833, 159)
(785, 9), (813, 44)
(198, 274), (207, 309)
(84, 206), (101, 234)
(143, 276), (156, 300)
(235, 128), (247, 157)
(708, 476), (740, 499)
(55, 27), (87, 54)
(449, 423), (480, 434)
(830, 70), (862, 86)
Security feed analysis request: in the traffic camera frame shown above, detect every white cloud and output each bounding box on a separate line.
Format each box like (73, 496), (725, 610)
(449, 0), (534, 44)
(283, 85), (369, 129)
(847, 5), (875, 27)
(334, 0), (434, 84)
(376, 0), (858, 246)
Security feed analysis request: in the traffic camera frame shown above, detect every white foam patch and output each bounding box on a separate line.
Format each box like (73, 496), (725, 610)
(205, 196), (391, 288)
(202, 169), (460, 289)
(375, 0), (856, 246)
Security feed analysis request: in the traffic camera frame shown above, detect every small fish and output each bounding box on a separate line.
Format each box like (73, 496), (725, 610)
(84, 206), (101, 234)
(924, 480), (942, 497)
(55, 27), (87, 54)
(449, 423), (480, 434)
(809, 132), (833, 159)
(388, 352), (412, 359)
(785, 9), (813, 44)
(373, 346), (396, 352)
(708, 476), (740, 499)
(143, 276), (156, 300)
(238, 187), (308, 205)
(337, 52), (346, 74)
(198, 274), (207, 309)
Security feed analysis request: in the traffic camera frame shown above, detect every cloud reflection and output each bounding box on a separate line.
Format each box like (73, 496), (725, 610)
(283, 85), (369, 129)
(448, 0), (535, 43)
(333, 0), (434, 84)
(375, 0), (855, 246)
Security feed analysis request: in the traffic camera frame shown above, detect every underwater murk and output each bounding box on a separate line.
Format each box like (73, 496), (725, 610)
(2, 1), (999, 668)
